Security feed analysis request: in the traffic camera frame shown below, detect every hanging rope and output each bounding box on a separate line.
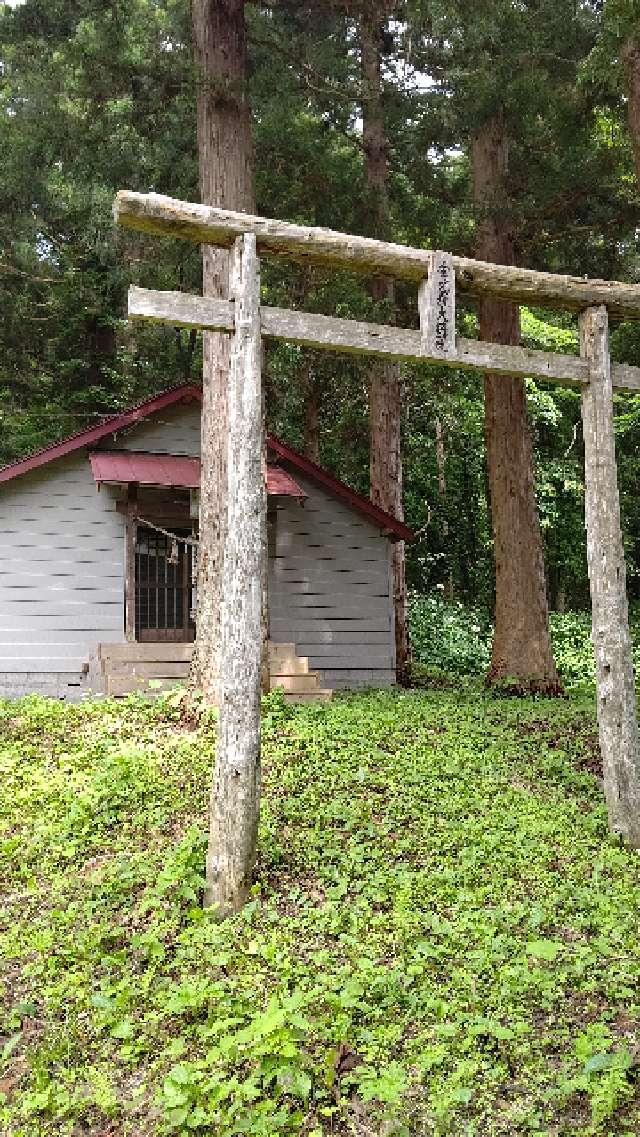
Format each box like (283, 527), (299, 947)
(136, 516), (200, 548)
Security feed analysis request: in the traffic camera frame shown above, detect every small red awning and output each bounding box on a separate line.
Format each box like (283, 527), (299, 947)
(89, 450), (307, 499)
(90, 451), (199, 488)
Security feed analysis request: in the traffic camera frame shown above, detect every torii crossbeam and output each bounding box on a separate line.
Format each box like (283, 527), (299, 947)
(114, 190), (640, 908)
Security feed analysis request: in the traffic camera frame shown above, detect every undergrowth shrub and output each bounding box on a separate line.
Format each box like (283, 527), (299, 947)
(409, 593), (640, 687)
(408, 591), (491, 676)
(549, 611), (595, 685)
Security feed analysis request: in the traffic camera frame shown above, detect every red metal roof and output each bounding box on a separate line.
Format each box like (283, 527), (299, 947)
(90, 450), (200, 488)
(89, 450), (306, 499)
(268, 436), (414, 542)
(0, 383), (413, 540)
(265, 464), (307, 498)
(0, 384), (202, 486)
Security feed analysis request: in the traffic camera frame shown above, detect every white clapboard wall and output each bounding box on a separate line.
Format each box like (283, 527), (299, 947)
(0, 453), (124, 696)
(0, 400), (396, 695)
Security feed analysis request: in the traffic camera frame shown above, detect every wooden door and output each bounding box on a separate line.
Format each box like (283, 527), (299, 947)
(135, 527), (195, 642)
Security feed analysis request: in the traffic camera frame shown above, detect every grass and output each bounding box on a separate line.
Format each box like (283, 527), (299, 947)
(1, 687), (640, 1136)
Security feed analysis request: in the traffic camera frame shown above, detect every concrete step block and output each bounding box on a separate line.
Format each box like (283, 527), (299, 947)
(269, 656), (310, 676)
(106, 661), (191, 679)
(268, 642), (297, 659)
(100, 642), (194, 664)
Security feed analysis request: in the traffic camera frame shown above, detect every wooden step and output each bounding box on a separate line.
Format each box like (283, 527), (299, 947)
(283, 689), (332, 703)
(99, 642), (194, 663)
(106, 675), (182, 696)
(269, 673), (321, 693)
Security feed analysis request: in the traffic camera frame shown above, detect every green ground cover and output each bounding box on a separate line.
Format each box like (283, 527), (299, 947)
(1, 686), (640, 1136)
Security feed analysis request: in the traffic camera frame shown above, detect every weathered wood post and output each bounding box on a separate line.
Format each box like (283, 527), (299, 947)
(204, 233), (266, 914)
(124, 484), (138, 642)
(580, 304), (640, 847)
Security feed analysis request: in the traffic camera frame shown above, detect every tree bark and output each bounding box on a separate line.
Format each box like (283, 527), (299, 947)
(472, 111), (560, 692)
(190, 0), (255, 702)
(361, 6), (409, 681)
(301, 356), (321, 463)
(86, 316), (116, 391)
(622, 37), (640, 184)
(434, 415), (454, 599)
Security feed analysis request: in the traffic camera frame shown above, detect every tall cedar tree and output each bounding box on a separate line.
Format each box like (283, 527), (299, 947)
(622, 37), (640, 182)
(272, 0), (408, 675)
(599, 1), (640, 183)
(360, 5), (410, 681)
(472, 110), (559, 690)
(190, 0), (255, 702)
(301, 358), (321, 462)
(410, 0), (602, 690)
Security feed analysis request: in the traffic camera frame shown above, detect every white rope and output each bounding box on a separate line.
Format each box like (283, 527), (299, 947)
(137, 516), (199, 547)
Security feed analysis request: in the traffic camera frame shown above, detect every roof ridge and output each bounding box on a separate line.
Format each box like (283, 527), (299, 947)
(0, 382), (413, 541)
(0, 383), (201, 483)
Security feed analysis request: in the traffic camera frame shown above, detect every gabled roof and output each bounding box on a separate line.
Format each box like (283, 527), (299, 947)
(0, 384), (203, 485)
(0, 383), (413, 541)
(267, 436), (413, 540)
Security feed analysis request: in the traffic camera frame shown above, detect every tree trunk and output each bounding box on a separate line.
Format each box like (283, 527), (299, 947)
(361, 7), (409, 681)
(190, 0), (255, 702)
(472, 111), (560, 693)
(622, 38), (640, 184)
(301, 356), (321, 462)
(434, 415), (453, 599)
(86, 317), (116, 391)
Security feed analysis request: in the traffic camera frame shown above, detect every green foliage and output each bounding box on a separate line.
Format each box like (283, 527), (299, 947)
(408, 593), (640, 690)
(550, 608), (640, 689)
(557, 1022), (638, 1131)
(547, 611), (598, 687)
(409, 591), (492, 675)
(2, 689), (640, 1134)
(2, 0), (640, 616)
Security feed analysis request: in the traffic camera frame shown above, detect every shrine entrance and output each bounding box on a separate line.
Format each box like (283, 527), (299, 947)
(135, 525), (196, 643)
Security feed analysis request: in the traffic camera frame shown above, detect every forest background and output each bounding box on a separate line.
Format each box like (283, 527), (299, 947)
(2, 0), (640, 643)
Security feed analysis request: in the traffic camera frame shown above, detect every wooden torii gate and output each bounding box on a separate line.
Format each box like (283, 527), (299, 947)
(114, 190), (640, 912)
